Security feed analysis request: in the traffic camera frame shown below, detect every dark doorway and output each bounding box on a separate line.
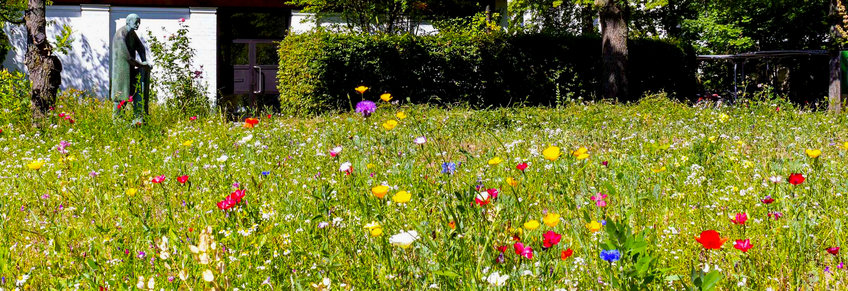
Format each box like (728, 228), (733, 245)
(218, 8), (289, 117)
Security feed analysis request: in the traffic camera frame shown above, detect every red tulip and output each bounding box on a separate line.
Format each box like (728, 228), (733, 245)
(177, 175), (189, 184)
(561, 248), (573, 260)
(788, 173), (805, 185)
(734, 239), (753, 252)
(542, 230), (562, 248)
(828, 247), (840, 255)
(516, 163), (528, 171)
(695, 230), (728, 250)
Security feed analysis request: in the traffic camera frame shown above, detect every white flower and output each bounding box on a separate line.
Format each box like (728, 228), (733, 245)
(203, 269), (215, 282)
(413, 136), (427, 145)
(486, 271), (509, 286)
(769, 176), (782, 183)
(136, 276), (145, 289)
(476, 191), (490, 201)
(147, 276), (155, 289)
(339, 161), (352, 172)
(389, 230), (419, 249)
(238, 134), (253, 145)
(216, 155), (228, 162)
(330, 146), (343, 156)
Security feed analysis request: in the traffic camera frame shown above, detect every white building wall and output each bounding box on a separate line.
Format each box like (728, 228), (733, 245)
(2, 5), (218, 105)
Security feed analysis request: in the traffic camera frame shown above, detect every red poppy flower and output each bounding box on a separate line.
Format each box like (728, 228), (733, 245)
(561, 248), (573, 260)
(734, 239), (753, 253)
(177, 175), (189, 184)
(267, 114), (272, 119)
(516, 163), (528, 171)
(542, 230), (562, 248)
(151, 175), (166, 184)
(695, 230), (728, 250)
(828, 247), (840, 255)
(788, 173), (805, 185)
(496, 245), (508, 253)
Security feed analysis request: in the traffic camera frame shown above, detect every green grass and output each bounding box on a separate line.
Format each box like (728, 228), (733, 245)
(2, 94), (848, 289)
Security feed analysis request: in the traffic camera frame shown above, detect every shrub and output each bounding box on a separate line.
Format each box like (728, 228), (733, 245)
(0, 69), (31, 126)
(147, 21), (210, 117)
(277, 31), (697, 115)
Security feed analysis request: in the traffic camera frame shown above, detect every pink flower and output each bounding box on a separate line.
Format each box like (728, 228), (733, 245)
(590, 193), (608, 207)
(190, 116), (197, 121)
(179, 18), (185, 22)
(542, 231), (562, 249)
(151, 175), (166, 184)
(177, 175), (189, 184)
(734, 239), (753, 253)
(513, 242), (533, 259)
(730, 212), (748, 225)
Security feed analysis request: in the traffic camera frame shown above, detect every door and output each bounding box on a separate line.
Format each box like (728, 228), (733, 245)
(232, 39), (280, 108)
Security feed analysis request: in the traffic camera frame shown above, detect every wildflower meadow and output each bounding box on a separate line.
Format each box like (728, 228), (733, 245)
(3, 92), (848, 290)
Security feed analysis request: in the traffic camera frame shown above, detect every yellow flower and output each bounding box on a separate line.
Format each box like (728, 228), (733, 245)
(586, 221), (602, 233)
(364, 222), (383, 237)
(126, 188), (138, 196)
(506, 177), (518, 187)
(708, 136), (717, 143)
(392, 190), (411, 203)
(371, 185), (389, 199)
(26, 160), (45, 170)
(651, 166), (667, 173)
(182, 140), (193, 147)
(488, 157), (503, 166)
(719, 113), (729, 123)
(380, 93), (393, 102)
(523, 220), (540, 230)
(843, 142), (848, 150)
(542, 213), (560, 227)
(395, 111), (407, 119)
(382, 120), (398, 130)
(805, 149), (821, 158)
(366, 163), (376, 169)
(542, 146), (561, 161)
(572, 147), (589, 159)
(355, 86), (369, 94)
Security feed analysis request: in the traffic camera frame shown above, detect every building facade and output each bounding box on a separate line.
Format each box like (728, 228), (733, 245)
(2, 1), (509, 107)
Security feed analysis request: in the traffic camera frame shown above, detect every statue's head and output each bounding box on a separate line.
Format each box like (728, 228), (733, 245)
(126, 14), (141, 31)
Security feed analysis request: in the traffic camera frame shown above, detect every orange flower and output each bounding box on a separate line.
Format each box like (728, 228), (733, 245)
(355, 86), (369, 94)
(448, 221), (456, 229)
(244, 118), (259, 128)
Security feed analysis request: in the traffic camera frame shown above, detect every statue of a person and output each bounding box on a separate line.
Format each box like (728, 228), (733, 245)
(110, 14), (150, 123)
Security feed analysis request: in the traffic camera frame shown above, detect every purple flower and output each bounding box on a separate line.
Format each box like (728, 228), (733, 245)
(355, 100), (377, 117)
(137, 251), (146, 259)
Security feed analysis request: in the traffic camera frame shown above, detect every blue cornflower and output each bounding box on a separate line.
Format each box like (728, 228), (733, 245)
(600, 249), (621, 262)
(600, 219), (607, 226)
(441, 162), (457, 175)
(261, 171), (270, 176)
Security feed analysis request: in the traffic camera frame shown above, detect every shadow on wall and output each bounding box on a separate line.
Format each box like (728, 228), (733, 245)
(2, 19), (110, 99)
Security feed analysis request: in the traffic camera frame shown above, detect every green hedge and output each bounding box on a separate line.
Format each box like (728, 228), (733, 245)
(277, 31), (697, 115)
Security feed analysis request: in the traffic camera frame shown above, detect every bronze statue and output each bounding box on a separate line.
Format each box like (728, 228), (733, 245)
(110, 14), (150, 123)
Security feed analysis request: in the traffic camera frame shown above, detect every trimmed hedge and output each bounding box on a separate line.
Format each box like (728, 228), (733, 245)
(277, 31), (696, 115)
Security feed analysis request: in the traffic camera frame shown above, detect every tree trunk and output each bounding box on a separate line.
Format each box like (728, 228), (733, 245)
(580, 4), (595, 35)
(24, 0), (62, 122)
(598, 0), (628, 100)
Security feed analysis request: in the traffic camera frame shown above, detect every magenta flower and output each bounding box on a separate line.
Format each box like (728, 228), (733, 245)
(513, 242), (534, 259)
(590, 193), (608, 207)
(730, 212), (748, 225)
(542, 231), (562, 249)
